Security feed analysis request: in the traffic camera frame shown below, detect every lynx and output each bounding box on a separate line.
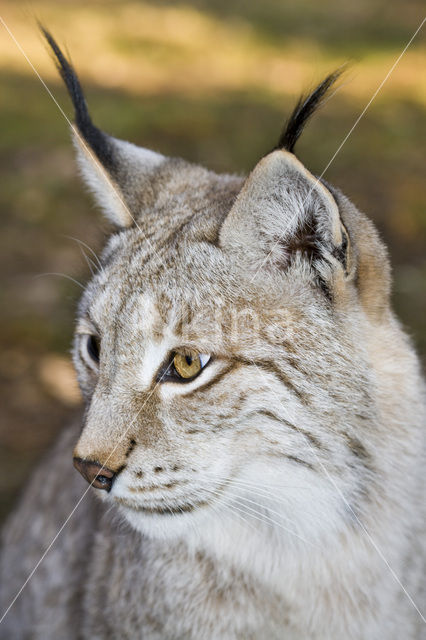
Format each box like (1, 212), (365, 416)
(0, 29), (425, 639)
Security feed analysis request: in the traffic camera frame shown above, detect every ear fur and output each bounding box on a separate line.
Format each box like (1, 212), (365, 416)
(72, 129), (164, 227)
(42, 27), (165, 228)
(219, 150), (353, 294)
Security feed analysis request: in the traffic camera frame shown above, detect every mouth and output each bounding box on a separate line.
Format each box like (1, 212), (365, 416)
(115, 496), (211, 515)
(114, 476), (233, 517)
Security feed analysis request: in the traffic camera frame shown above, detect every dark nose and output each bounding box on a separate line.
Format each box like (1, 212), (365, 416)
(73, 458), (116, 492)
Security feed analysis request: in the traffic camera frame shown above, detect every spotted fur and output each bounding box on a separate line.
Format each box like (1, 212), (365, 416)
(0, 33), (425, 640)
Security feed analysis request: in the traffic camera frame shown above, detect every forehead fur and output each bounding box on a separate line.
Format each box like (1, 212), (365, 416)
(78, 160), (244, 320)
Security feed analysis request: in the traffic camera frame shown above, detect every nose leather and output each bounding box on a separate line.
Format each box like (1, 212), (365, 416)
(73, 458), (116, 492)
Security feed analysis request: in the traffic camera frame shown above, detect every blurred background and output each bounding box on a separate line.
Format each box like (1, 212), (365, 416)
(0, 0), (425, 523)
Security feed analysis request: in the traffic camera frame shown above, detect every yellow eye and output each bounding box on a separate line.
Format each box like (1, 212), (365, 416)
(172, 351), (209, 380)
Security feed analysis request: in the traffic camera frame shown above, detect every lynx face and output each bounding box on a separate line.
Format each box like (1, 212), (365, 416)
(70, 157), (382, 545)
(47, 32), (391, 545)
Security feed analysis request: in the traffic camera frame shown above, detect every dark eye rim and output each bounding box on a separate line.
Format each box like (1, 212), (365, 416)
(86, 334), (100, 363)
(157, 351), (212, 384)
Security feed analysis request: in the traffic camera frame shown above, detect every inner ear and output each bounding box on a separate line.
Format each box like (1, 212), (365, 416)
(283, 179), (351, 274)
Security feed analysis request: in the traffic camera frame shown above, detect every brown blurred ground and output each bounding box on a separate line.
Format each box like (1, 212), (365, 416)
(0, 0), (425, 523)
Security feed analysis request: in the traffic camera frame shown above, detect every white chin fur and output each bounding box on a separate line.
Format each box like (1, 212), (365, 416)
(113, 462), (345, 552)
(117, 501), (216, 541)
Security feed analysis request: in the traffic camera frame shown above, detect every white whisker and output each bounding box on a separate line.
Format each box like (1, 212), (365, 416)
(33, 272), (84, 289)
(209, 481), (319, 528)
(78, 247), (95, 276)
(63, 235), (103, 271)
(202, 486), (318, 549)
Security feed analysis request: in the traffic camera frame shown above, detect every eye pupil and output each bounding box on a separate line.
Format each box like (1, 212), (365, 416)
(172, 351), (201, 380)
(87, 335), (100, 363)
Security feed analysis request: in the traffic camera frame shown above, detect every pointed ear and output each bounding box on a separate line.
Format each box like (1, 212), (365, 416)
(42, 28), (165, 228)
(71, 130), (164, 228)
(219, 150), (354, 294)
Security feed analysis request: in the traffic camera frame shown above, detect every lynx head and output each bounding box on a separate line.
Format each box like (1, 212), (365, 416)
(45, 30), (393, 547)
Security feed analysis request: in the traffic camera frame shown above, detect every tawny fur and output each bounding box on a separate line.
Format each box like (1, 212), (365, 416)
(0, 36), (425, 640)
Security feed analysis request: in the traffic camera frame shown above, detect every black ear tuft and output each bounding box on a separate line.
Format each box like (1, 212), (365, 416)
(40, 25), (115, 170)
(275, 68), (346, 154)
